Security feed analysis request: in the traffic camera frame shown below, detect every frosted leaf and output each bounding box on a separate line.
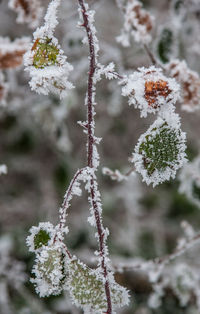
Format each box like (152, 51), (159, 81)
(0, 37), (30, 69)
(132, 115), (187, 187)
(121, 66), (180, 118)
(24, 0), (73, 98)
(166, 59), (200, 112)
(31, 245), (65, 297)
(26, 222), (56, 253)
(8, 0), (43, 29)
(0, 165), (7, 175)
(0, 72), (8, 106)
(65, 257), (129, 313)
(117, 0), (154, 46)
(179, 156), (200, 208)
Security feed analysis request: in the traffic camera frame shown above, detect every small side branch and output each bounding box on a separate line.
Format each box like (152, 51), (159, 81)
(59, 168), (86, 231)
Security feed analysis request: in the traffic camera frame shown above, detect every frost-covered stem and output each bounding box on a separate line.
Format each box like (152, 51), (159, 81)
(113, 230), (200, 273)
(59, 168), (85, 231)
(78, 0), (112, 312)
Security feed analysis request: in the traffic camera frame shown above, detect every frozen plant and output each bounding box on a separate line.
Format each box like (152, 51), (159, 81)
(8, 0), (43, 29)
(24, 0), (73, 98)
(166, 59), (200, 112)
(117, 0), (154, 47)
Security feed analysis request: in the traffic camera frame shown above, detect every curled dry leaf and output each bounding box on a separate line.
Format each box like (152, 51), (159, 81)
(166, 59), (200, 112)
(0, 37), (30, 69)
(8, 0), (43, 29)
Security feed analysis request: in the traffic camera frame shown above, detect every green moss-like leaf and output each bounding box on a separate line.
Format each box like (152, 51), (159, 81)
(33, 38), (59, 69)
(34, 229), (51, 250)
(139, 123), (180, 176)
(67, 259), (128, 312)
(157, 29), (173, 63)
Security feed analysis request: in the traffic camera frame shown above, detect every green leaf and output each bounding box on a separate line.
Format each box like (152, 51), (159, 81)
(66, 258), (129, 312)
(133, 117), (187, 186)
(33, 38), (59, 69)
(34, 229), (51, 250)
(157, 29), (173, 63)
(139, 122), (179, 176)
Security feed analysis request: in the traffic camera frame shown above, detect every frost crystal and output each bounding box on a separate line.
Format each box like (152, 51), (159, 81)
(26, 222), (56, 253)
(132, 115), (187, 187)
(179, 156), (200, 208)
(24, 0), (73, 98)
(65, 257), (129, 313)
(117, 0), (154, 46)
(8, 0), (43, 29)
(31, 245), (65, 297)
(121, 66), (180, 118)
(166, 59), (200, 112)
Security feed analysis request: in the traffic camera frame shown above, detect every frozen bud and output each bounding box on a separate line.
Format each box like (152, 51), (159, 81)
(26, 222), (56, 253)
(179, 156), (200, 208)
(32, 245), (65, 297)
(132, 115), (187, 187)
(0, 37), (30, 69)
(166, 59), (200, 112)
(117, 0), (154, 46)
(121, 66), (180, 117)
(8, 0), (43, 29)
(66, 257), (129, 312)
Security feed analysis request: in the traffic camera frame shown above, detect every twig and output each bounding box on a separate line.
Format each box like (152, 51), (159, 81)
(78, 1), (112, 312)
(112, 231), (200, 273)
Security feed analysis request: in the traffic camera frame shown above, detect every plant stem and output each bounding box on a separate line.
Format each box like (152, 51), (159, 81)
(78, 0), (112, 312)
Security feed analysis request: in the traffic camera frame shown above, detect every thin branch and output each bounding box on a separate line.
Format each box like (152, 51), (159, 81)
(112, 231), (200, 273)
(78, 1), (112, 312)
(59, 168), (86, 231)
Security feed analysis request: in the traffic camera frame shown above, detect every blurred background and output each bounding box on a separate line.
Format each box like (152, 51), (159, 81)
(1, 0), (200, 313)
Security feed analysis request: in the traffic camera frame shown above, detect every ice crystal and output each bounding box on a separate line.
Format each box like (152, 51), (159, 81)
(132, 115), (187, 186)
(121, 66), (180, 118)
